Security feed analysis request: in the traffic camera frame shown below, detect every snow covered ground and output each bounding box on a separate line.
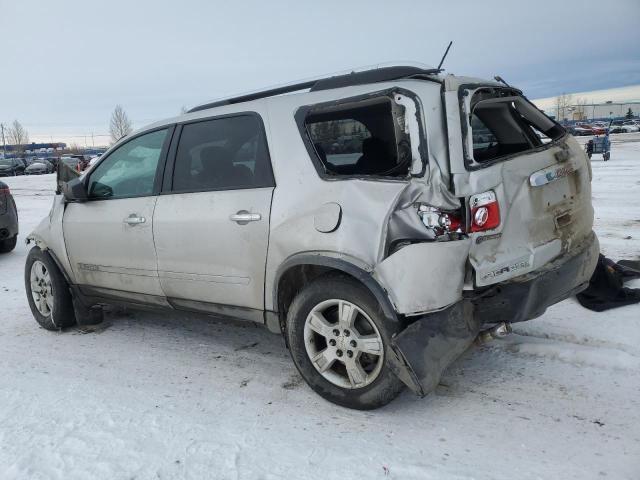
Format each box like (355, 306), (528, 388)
(1, 134), (639, 480)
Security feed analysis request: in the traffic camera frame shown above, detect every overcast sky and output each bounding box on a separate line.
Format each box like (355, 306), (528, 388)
(2, 0), (639, 145)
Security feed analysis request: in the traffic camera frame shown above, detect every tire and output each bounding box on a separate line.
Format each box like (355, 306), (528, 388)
(24, 247), (76, 330)
(285, 274), (404, 410)
(0, 235), (17, 253)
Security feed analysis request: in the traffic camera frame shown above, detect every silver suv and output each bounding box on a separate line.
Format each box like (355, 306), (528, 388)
(25, 65), (599, 409)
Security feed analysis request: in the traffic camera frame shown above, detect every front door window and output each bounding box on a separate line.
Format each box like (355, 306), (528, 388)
(88, 129), (169, 199)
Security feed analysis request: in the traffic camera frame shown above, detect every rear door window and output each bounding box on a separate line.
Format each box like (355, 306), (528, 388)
(171, 115), (274, 192)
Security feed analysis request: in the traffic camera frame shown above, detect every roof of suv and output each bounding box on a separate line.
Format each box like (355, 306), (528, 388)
(188, 65), (442, 113)
(118, 64), (505, 150)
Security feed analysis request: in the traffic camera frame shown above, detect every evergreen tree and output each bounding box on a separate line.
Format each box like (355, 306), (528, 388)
(625, 108), (634, 119)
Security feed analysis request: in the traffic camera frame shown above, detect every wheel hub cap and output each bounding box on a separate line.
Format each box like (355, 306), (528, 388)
(303, 299), (384, 389)
(30, 260), (53, 316)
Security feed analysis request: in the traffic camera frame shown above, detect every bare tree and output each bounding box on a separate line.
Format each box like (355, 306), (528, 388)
(554, 93), (573, 122)
(109, 105), (133, 144)
(6, 120), (29, 155)
(574, 97), (587, 121)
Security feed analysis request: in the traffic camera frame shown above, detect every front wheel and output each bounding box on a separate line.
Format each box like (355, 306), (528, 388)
(285, 274), (404, 410)
(25, 247), (76, 330)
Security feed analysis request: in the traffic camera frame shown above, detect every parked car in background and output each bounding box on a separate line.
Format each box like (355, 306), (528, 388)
(61, 154), (89, 171)
(569, 125), (592, 136)
(25, 64), (599, 409)
(25, 160), (54, 175)
(591, 122), (609, 134)
(0, 158), (27, 176)
(0, 180), (18, 253)
(575, 123), (604, 136)
(43, 157), (60, 171)
(609, 120), (640, 133)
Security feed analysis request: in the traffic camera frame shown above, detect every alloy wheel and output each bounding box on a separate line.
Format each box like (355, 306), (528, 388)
(30, 260), (54, 316)
(303, 299), (384, 389)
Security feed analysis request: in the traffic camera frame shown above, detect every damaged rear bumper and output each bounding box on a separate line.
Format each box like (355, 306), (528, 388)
(388, 231), (599, 396)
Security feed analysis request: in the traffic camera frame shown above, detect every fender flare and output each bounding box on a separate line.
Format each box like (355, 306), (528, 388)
(26, 234), (74, 286)
(272, 253), (399, 323)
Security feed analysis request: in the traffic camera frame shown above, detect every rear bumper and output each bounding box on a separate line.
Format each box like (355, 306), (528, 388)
(388, 231), (599, 396)
(472, 231), (599, 324)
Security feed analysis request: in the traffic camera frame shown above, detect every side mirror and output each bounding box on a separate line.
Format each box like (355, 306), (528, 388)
(62, 178), (88, 203)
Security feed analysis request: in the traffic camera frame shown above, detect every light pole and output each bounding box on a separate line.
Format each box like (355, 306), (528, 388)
(0, 123), (6, 158)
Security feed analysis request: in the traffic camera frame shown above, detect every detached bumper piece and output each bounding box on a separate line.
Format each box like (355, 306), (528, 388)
(389, 231), (600, 397)
(389, 301), (479, 397)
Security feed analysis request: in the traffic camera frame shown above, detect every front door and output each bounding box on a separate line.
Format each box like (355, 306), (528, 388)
(63, 127), (172, 298)
(153, 114), (275, 314)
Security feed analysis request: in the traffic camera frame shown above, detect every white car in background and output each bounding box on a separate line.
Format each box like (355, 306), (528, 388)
(609, 120), (640, 133)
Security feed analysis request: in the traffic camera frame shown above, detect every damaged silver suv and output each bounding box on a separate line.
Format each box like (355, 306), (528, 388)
(25, 65), (599, 409)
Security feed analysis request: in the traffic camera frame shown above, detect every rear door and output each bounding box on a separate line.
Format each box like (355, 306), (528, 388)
(153, 113), (275, 317)
(446, 86), (593, 287)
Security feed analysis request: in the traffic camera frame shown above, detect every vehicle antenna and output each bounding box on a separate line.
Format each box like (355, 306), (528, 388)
(436, 41), (453, 72)
(494, 75), (511, 87)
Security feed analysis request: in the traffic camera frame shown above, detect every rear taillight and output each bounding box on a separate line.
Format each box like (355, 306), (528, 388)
(417, 204), (465, 238)
(470, 190), (500, 232)
(0, 187), (9, 195)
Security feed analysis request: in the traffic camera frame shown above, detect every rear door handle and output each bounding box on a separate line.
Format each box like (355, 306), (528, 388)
(230, 210), (261, 225)
(123, 214), (146, 225)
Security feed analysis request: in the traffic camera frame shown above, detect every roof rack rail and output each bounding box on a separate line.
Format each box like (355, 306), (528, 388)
(188, 65), (439, 113)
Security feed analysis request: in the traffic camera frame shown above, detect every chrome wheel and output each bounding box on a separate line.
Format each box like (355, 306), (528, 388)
(303, 299), (384, 389)
(30, 260), (54, 316)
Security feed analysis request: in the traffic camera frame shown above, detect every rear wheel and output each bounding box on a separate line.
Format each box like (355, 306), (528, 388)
(25, 247), (76, 330)
(285, 274), (404, 410)
(0, 235), (17, 253)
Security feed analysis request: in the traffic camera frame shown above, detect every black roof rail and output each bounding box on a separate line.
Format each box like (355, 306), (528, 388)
(188, 65), (439, 113)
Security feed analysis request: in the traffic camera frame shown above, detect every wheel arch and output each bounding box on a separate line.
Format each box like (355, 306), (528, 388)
(272, 253), (399, 334)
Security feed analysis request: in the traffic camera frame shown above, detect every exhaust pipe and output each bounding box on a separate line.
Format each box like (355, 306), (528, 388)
(476, 322), (512, 345)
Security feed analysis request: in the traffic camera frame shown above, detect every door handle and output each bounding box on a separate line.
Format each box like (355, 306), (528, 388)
(123, 214), (146, 225)
(229, 210), (261, 225)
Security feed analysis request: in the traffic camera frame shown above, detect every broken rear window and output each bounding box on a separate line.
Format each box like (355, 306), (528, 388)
(465, 88), (565, 167)
(303, 95), (412, 177)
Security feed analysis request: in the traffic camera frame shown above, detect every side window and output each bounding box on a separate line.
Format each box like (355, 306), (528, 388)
(307, 119), (371, 168)
(172, 115), (274, 192)
(88, 129), (168, 199)
(303, 96), (411, 177)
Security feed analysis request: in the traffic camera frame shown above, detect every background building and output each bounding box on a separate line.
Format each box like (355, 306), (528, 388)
(532, 84), (640, 123)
